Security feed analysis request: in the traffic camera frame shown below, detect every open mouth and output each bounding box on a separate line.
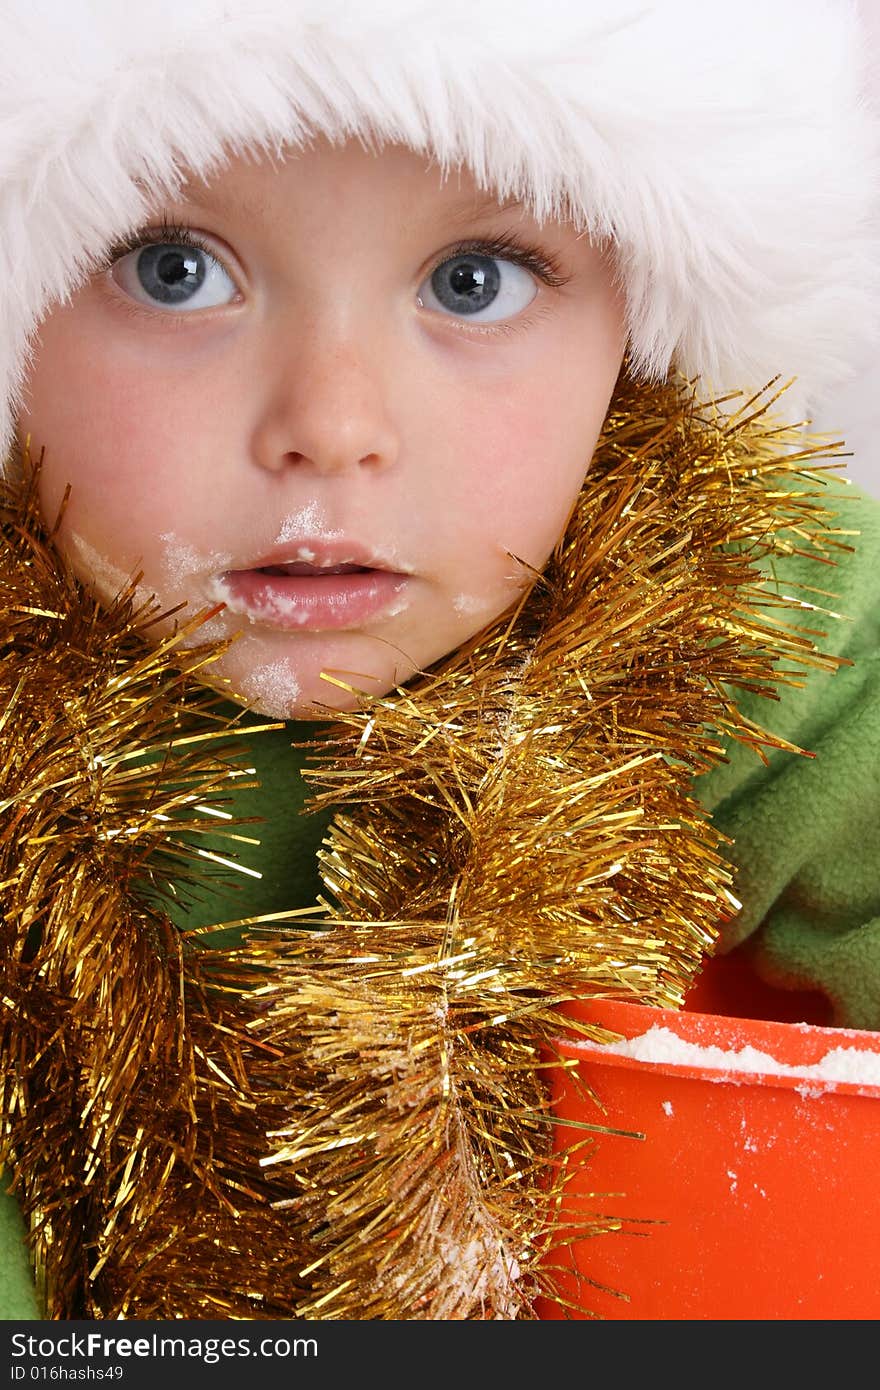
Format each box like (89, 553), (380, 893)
(257, 561), (371, 577)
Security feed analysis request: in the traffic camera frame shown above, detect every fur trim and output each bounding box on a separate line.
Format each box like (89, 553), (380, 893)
(1, 0), (878, 454)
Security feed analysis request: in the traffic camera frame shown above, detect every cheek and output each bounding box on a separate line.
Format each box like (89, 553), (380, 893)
(435, 372), (601, 575)
(20, 321), (215, 583)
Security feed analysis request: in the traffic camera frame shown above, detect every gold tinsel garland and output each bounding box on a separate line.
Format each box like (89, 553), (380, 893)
(0, 375), (850, 1318)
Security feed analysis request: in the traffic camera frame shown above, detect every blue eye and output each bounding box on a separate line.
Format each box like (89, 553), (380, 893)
(419, 253), (537, 323)
(110, 241), (238, 312)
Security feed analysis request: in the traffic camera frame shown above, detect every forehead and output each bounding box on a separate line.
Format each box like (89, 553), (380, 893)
(173, 140), (532, 230)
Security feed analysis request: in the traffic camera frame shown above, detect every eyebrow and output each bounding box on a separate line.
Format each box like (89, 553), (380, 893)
(175, 191), (267, 223)
(159, 184), (528, 231)
(444, 191), (529, 225)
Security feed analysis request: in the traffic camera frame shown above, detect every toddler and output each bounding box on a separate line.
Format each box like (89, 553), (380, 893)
(1, 0), (879, 1321)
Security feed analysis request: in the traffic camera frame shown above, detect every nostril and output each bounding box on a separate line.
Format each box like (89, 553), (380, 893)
(277, 449), (389, 471)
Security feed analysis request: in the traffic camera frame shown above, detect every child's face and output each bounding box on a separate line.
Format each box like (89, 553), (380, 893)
(19, 140), (626, 716)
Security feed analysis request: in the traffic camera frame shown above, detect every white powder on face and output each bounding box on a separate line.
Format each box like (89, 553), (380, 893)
(453, 593), (486, 615)
(179, 613), (229, 646)
(240, 660), (302, 716)
(159, 532), (232, 587)
(70, 533), (229, 642)
(582, 1024), (880, 1090)
(274, 502), (340, 546)
(68, 533), (151, 607)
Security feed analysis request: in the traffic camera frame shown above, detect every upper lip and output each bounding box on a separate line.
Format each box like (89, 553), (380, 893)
(222, 539), (410, 576)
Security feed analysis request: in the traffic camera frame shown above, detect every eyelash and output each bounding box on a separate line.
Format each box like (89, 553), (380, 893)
(104, 217), (215, 268)
(427, 234), (570, 291)
(422, 233), (570, 338)
(100, 220), (570, 332)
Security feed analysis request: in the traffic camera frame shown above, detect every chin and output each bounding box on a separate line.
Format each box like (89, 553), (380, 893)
(212, 652), (401, 721)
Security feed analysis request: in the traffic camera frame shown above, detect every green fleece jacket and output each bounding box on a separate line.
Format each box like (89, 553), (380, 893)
(699, 480), (880, 1023)
(2, 481), (879, 1319)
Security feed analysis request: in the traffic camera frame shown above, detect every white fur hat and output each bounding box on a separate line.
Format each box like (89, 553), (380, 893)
(1, 0), (877, 457)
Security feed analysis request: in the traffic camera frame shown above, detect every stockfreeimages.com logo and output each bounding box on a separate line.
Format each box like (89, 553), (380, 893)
(11, 1332), (317, 1367)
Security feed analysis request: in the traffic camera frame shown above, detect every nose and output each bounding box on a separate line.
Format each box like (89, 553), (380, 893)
(250, 332), (401, 476)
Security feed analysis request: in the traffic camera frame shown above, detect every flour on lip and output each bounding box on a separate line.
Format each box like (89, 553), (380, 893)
(383, 588), (412, 619)
(208, 574), (314, 626)
(206, 566), (412, 631)
(287, 545), (317, 565)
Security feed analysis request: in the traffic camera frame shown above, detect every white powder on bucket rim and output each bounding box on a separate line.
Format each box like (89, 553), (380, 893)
(576, 1024), (880, 1089)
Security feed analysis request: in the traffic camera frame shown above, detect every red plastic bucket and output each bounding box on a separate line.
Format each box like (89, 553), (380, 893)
(539, 956), (880, 1320)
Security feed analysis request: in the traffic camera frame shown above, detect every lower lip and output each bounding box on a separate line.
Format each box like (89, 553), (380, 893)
(214, 569), (409, 631)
